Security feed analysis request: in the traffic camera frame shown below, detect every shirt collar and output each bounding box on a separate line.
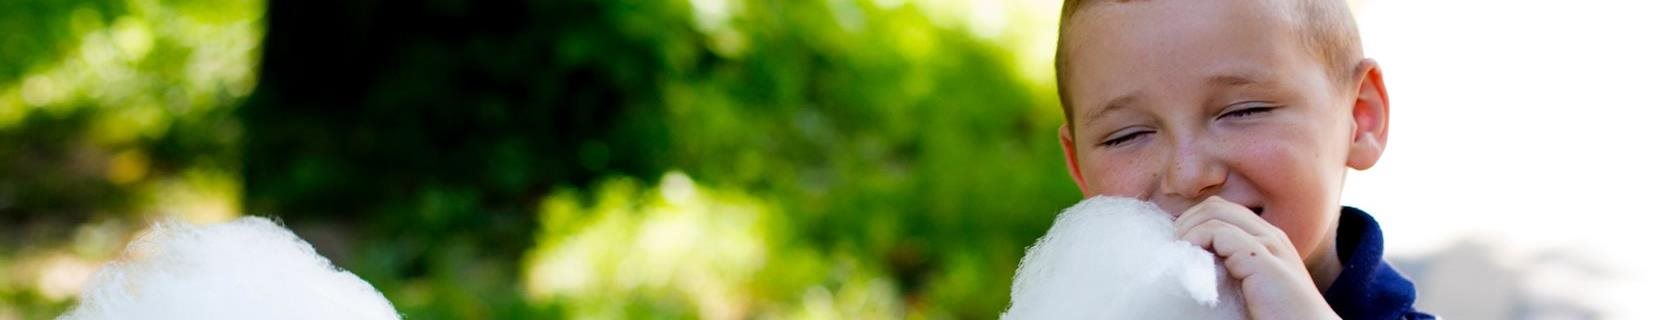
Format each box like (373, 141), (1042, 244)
(1324, 206), (1423, 319)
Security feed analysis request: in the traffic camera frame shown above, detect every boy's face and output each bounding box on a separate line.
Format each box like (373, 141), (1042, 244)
(1059, 0), (1383, 259)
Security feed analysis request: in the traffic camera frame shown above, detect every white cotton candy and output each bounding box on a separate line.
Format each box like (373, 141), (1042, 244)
(58, 217), (401, 320)
(1002, 196), (1246, 320)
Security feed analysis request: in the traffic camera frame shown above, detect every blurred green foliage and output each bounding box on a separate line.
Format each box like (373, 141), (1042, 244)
(1, 0), (1079, 318)
(1, 0), (259, 317)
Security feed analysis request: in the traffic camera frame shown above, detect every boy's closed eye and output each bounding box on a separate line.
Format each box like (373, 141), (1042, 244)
(1218, 103), (1277, 120)
(1099, 128), (1153, 148)
(1096, 104), (1277, 148)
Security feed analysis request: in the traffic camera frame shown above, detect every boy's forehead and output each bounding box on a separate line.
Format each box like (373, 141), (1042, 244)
(1063, 0), (1310, 112)
(1066, 0), (1300, 33)
(1065, 0), (1302, 28)
(1054, 0), (1365, 126)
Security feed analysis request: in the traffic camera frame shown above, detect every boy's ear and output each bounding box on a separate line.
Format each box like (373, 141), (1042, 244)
(1346, 59), (1389, 170)
(1060, 124), (1092, 195)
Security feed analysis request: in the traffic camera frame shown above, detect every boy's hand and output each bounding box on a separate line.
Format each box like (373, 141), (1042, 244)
(1174, 196), (1339, 320)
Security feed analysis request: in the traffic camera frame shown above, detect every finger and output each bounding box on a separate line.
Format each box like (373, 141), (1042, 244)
(1179, 219), (1274, 279)
(1173, 197), (1297, 260)
(1171, 196), (1226, 236)
(1174, 196), (1276, 242)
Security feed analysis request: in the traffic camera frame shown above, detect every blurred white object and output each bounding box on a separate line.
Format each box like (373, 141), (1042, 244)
(58, 217), (401, 320)
(1003, 196), (1244, 319)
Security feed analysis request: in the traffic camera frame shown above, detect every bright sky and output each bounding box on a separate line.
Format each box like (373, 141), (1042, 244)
(1343, 0), (1680, 318)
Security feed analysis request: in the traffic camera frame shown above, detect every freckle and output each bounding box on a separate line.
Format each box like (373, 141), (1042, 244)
(1249, 252), (1256, 257)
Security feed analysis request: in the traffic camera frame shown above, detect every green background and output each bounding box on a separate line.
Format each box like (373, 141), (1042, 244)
(0, 0), (1080, 318)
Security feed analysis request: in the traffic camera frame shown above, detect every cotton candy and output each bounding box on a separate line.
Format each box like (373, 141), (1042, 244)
(1002, 196), (1245, 319)
(59, 217), (401, 320)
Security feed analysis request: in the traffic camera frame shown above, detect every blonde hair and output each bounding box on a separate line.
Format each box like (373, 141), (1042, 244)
(1054, 0), (1364, 127)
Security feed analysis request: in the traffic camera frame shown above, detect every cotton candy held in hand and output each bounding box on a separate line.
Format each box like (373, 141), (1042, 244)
(1002, 196), (1245, 319)
(58, 217), (401, 320)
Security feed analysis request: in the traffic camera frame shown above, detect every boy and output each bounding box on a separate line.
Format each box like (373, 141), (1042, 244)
(1053, 0), (1431, 319)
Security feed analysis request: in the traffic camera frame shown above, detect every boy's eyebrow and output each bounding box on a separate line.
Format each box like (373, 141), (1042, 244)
(1083, 94), (1139, 127)
(1079, 72), (1273, 126)
(1207, 71), (1275, 88)
(1210, 74), (1257, 87)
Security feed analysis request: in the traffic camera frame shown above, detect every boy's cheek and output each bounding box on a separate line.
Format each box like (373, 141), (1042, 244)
(1226, 124), (1334, 186)
(1078, 152), (1163, 199)
(1231, 136), (1341, 254)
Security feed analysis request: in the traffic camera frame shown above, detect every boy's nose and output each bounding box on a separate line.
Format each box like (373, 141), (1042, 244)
(1158, 142), (1226, 215)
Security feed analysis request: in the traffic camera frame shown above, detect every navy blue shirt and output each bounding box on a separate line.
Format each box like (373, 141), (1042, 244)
(1323, 207), (1435, 320)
